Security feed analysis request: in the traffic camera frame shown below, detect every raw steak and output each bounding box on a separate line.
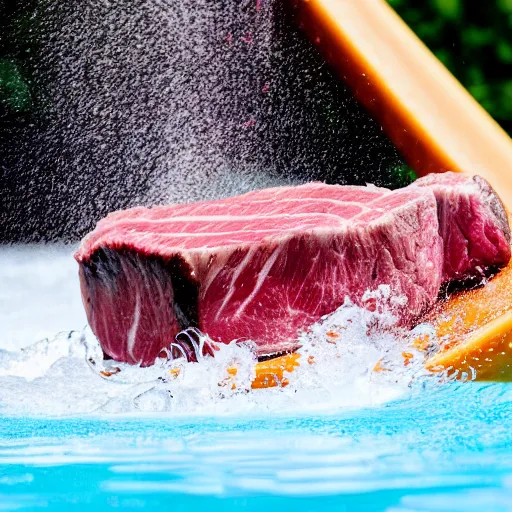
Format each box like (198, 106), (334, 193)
(75, 173), (510, 366)
(413, 173), (511, 280)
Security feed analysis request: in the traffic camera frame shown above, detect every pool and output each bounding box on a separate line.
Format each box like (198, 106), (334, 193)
(2, 246), (512, 511)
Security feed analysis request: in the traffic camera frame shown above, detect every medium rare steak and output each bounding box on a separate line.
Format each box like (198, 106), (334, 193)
(75, 173), (510, 366)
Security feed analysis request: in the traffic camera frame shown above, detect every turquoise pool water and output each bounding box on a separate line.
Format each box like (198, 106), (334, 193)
(3, 382), (512, 511)
(2, 246), (512, 511)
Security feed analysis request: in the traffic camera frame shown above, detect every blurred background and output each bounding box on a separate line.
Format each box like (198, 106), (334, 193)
(389, 0), (512, 135)
(0, 0), (511, 242)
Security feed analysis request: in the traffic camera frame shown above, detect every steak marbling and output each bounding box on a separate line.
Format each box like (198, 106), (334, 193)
(75, 173), (510, 366)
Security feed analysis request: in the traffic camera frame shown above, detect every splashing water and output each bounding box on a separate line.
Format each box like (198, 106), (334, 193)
(0, 244), (438, 418)
(1, 0), (404, 242)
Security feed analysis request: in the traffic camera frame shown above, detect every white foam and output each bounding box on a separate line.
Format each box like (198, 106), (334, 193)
(0, 244), (86, 351)
(0, 245), (432, 417)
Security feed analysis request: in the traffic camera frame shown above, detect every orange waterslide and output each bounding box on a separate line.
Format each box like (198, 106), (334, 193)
(423, 259), (512, 381)
(293, 0), (512, 206)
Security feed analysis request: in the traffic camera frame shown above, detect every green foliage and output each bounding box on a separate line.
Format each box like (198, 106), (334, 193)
(393, 164), (417, 187)
(431, 0), (461, 21)
(388, 0), (512, 135)
(0, 0), (42, 116)
(0, 59), (32, 112)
